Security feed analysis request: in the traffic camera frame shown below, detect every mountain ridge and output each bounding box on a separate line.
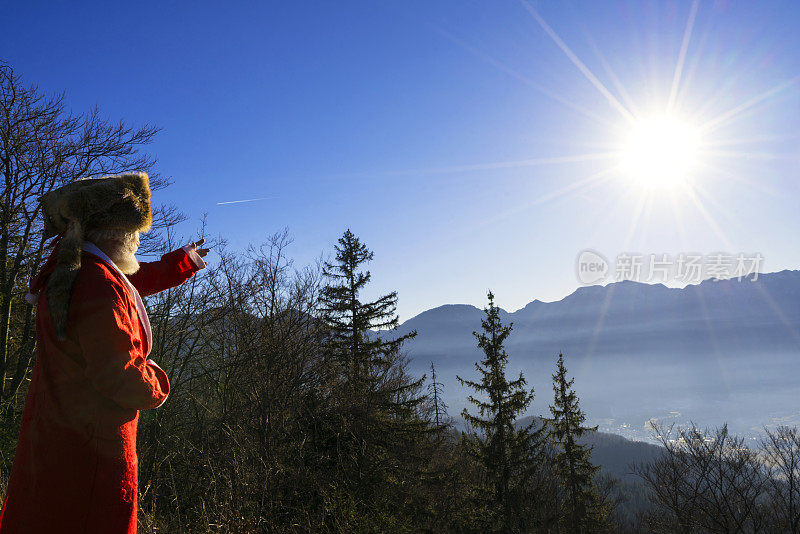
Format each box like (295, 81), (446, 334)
(395, 269), (800, 441)
(402, 269), (800, 324)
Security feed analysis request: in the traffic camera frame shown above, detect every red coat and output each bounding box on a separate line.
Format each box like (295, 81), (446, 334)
(0, 243), (204, 533)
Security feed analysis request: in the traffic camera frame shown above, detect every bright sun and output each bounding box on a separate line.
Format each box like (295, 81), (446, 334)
(619, 115), (703, 190)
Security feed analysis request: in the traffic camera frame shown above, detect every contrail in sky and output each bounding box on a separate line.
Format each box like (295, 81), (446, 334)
(216, 196), (273, 205)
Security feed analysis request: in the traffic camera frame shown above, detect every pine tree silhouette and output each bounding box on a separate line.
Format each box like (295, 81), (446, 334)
(458, 291), (547, 532)
(319, 229), (426, 528)
(549, 353), (610, 533)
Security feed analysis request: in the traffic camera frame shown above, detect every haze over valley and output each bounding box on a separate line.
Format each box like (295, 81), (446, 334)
(398, 270), (800, 441)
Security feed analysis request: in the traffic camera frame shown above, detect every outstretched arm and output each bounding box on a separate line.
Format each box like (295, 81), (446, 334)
(128, 240), (209, 297)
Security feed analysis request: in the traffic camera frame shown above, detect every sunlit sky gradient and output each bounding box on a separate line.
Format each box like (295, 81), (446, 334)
(3, 1), (799, 320)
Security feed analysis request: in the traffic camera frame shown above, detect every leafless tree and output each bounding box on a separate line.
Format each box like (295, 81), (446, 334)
(635, 424), (769, 533)
(136, 230), (328, 532)
(761, 426), (800, 533)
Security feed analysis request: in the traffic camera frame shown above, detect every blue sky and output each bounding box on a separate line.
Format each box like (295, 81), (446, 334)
(3, 1), (799, 320)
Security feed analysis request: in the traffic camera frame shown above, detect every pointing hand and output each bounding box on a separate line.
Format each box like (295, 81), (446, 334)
(189, 238), (211, 258)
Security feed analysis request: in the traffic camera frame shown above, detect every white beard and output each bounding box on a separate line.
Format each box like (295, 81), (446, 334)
(112, 251), (141, 275)
(88, 230), (141, 275)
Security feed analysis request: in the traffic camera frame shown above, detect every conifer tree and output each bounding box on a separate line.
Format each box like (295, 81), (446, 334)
(458, 291), (547, 532)
(549, 353), (610, 533)
(319, 229), (426, 528)
(320, 229), (416, 384)
(429, 362), (447, 429)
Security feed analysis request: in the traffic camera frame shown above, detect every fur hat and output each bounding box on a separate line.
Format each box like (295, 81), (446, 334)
(38, 172), (152, 339)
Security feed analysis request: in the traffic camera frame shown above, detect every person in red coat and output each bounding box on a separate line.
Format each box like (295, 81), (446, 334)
(0, 173), (209, 533)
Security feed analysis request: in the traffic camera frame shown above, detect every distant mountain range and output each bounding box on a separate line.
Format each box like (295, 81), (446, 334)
(396, 270), (800, 440)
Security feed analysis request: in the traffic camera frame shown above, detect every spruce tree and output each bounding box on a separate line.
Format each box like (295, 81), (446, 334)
(458, 291), (547, 532)
(319, 229), (425, 528)
(549, 353), (609, 533)
(320, 229), (415, 384)
(428, 362), (447, 429)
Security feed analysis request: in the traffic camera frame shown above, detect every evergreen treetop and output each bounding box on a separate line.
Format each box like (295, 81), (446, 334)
(320, 229), (416, 383)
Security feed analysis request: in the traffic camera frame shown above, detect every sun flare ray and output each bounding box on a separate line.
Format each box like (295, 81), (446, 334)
(430, 24), (613, 127)
(529, 167), (618, 207)
(520, 0), (636, 123)
(358, 153), (618, 180)
(684, 185), (736, 250)
(580, 27), (641, 118)
(701, 76), (800, 132)
(667, 0), (700, 112)
(465, 167), (619, 237)
(702, 149), (795, 161)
